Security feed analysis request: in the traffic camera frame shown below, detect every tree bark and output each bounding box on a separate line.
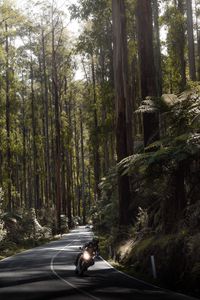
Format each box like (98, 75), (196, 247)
(136, 0), (159, 147)
(136, 0), (157, 99)
(91, 55), (101, 202)
(80, 109), (86, 224)
(5, 22), (12, 212)
(21, 83), (27, 208)
(41, 28), (51, 207)
(152, 0), (163, 96)
(74, 107), (81, 217)
(52, 15), (61, 233)
(195, 0), (200, 80)
(186, 0), (196, 81)
(30, 57), (40, 211)
(112, 0), (133, 226)
(177, 0), (187, 91)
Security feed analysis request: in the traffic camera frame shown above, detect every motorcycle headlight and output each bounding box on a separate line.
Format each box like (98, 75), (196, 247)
(83, 251), (90, 260)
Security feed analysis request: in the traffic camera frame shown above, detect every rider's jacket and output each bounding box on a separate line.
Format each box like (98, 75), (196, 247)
(83, 241), (99, 256)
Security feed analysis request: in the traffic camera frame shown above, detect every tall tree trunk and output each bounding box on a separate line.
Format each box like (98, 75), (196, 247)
(61, 143), (67, 216)
(21, 84), (27, 208)
(163, 162), (187, 234)
(152, 0), (163, 96)
(99, 48), (110, 174)
(136, 0), (159, 147)
(0, 82), (2, 186)
(91, 55), (101, 201)
(65, 85), (72, 229)
(74, 108), (81, 217)
(112, 0), (133, 226)
(178, 0), (187, 91)
(80, 109), (86, 224)
(30, 55), (39, 210)
(186, 0), (196, 81)
(27, 132), (33, 209)
(88, 168), (91, 210)
(136, 0), (157, 99)
(49, 92), (56, 209)
(41, 28), (51, 207)
(52, 17), (61, 233)
(66, 152), (72, 228)
(5, 22), (12, 212)
(195, 0), (200, 80)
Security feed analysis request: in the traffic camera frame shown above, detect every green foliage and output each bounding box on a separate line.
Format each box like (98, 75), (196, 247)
(98, 88), (200, 235)
(0, 188), (7, 242)
(93, 167), (118, 232)
(119, 232), (199, 297)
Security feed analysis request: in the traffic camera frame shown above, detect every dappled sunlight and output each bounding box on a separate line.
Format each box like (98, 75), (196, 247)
(34, 245), (81, 252)
(0, 269), (49, 279)
(0, 227), (196, 299)
(89, 260), (113, 271)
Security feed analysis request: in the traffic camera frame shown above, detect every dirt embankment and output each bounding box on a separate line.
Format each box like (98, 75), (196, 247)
(113, 233), (200, 299)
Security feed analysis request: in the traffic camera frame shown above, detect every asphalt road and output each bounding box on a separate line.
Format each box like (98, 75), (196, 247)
(0, 226), (198, 300)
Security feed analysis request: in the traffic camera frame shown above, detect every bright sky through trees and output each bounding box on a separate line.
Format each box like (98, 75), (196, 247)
(15, 0), (81, 37)
(14, 0), (84, 80)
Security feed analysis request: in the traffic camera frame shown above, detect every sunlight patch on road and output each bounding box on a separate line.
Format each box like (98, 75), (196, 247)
(0, 269), (49, 278)
(35, 245), (81, 252)
(53, 264), (76, 271)
(90, 260), (113, 270)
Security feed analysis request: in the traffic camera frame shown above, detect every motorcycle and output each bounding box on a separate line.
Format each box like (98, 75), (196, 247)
(75, 248), (96, 276)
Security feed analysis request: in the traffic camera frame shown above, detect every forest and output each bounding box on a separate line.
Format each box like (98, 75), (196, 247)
(0, 0), (200, 297)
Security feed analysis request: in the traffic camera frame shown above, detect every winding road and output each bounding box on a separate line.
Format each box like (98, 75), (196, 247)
(0, 226), (197, 300)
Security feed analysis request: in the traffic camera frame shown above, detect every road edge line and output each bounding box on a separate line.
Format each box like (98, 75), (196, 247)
(50, 234), (101, 300)
(99, 256), (197, 299)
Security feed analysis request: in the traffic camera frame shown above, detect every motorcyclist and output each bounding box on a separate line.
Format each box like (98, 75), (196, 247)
(75, 237), (99, 269)
(83, 237), (99, 257)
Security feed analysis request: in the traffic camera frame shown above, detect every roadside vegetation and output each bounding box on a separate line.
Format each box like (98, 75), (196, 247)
(95, 87), (200, 298)
(0, 0), (200, 297)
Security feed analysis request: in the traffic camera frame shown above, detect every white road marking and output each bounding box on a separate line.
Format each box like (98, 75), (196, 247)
(50, 234), (101, 300)
(99, 256), (159, 288)
(99, 257), (197, 299)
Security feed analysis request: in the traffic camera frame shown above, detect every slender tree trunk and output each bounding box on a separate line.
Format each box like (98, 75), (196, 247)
(72, 161), (76, 217)
(0, 150), (2, 186)
(91, 55), (101, 201)
(195, 0), (200, 80)
(186, 0), (196, 81)
(66, 152), (72, 228)
(52, 18), (61, 233)
(49, 92), (56, 209)
(65, 85), (72, 229)
(27, 132), (33, 209)
(80, 109), (86, 224)
(99, 48), (110, 173)
(5, 22), (12, 212)
(74, 109), (81, 217)
(61, 143), (67, 216)
(0, 81), (2, 185)
(178, 0), (187, 91)
(30, 56), (39, 210)
(21, 85), (27, 208)
(41, 28), (51, 207)
(88, 168), (91, 210)
(152, 0), (163, 96)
